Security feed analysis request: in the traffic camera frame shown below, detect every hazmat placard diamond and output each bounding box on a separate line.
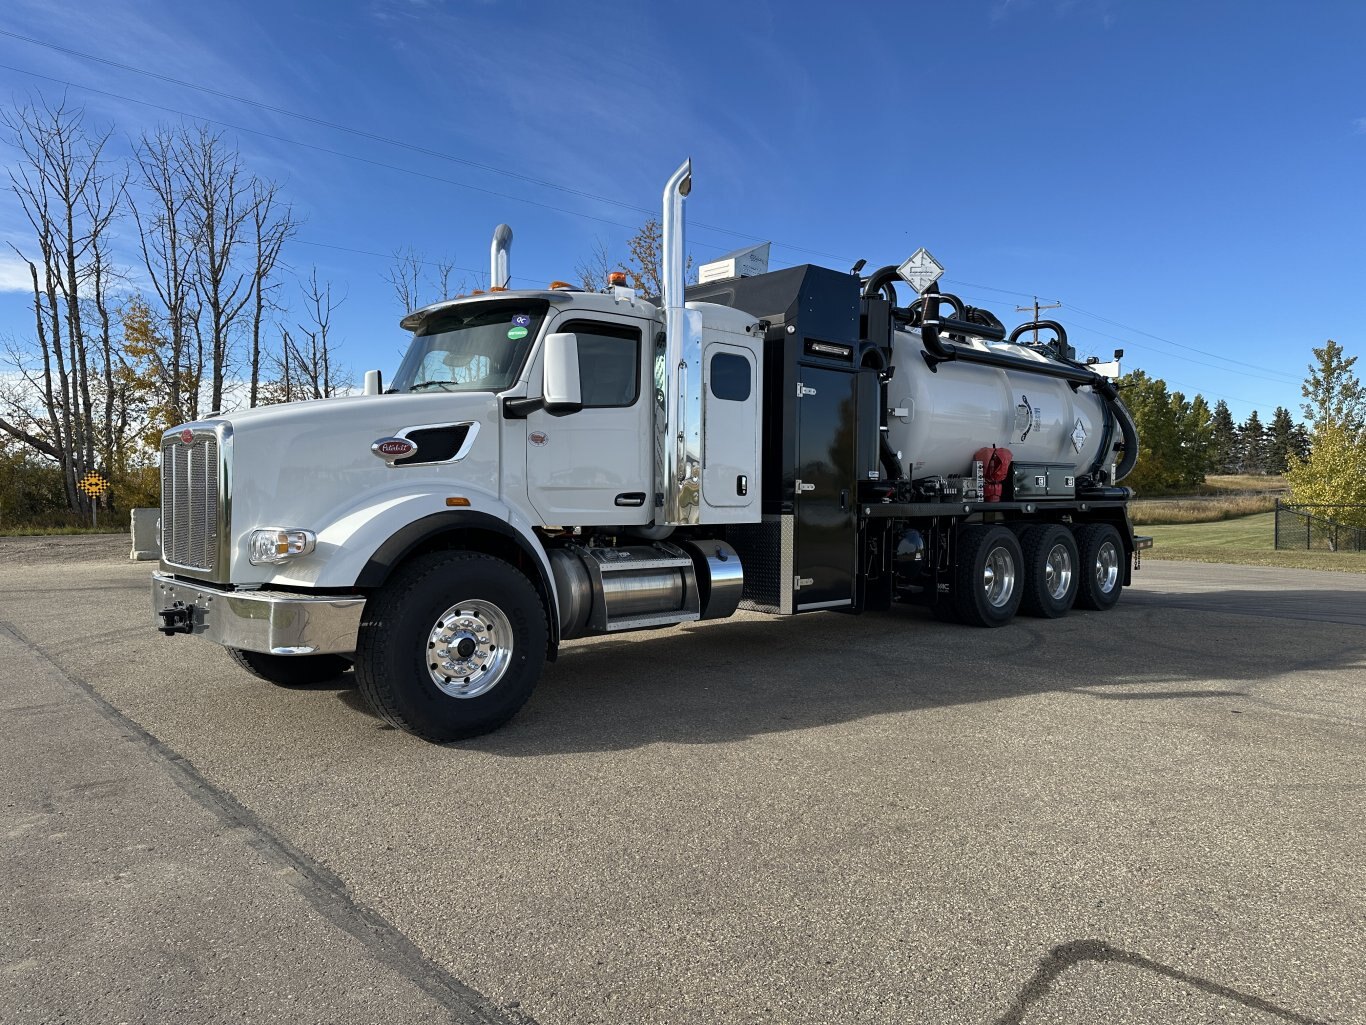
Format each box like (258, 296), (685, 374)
(897, 248), (944, 294)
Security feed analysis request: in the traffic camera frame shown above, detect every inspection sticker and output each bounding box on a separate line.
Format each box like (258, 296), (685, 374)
(511, 314), (531, 327)
(507, 326), (528, 340)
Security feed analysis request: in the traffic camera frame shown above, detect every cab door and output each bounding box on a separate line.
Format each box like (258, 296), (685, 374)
(525, 315), (651, 526)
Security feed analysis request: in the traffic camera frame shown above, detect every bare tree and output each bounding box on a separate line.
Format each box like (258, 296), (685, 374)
(575, 236), (617, 292)
(179, 126), (254, 414)
(384, 246), (461, 315)
(130, 126), (197, 424)
(247, 179), (297, 407)
(0, 97), (125, 514)
(275, 268), (351, 401)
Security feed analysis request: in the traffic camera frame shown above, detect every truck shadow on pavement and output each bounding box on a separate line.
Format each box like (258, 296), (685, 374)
(400, 598), (1366, 756)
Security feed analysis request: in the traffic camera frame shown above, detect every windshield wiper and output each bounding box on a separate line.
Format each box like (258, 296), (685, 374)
(408, 380), (460, 392)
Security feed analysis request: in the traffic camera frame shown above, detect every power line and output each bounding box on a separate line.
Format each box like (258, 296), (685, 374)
(0, 28), (852, 262)
(0, 42), (1306, 393)
(948, 274), (1301, 385)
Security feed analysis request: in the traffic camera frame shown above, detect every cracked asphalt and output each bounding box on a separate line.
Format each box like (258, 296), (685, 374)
(2, 535), (1363, 1024)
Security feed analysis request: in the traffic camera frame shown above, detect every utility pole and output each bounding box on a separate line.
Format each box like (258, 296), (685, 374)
(1016, 296), (1062, 345)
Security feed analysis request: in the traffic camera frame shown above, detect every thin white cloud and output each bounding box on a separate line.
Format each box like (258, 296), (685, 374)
(1354, 117), (1366, 135)
(0, 252), (35, 294)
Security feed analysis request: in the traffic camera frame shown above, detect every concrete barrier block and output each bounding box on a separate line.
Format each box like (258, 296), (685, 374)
(130, 507), (160, 561)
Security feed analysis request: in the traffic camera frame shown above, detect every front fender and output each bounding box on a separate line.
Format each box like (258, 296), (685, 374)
(281, 489), (551, 593)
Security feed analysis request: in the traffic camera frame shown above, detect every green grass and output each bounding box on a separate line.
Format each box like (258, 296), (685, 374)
(1143, 511), (1366, 573)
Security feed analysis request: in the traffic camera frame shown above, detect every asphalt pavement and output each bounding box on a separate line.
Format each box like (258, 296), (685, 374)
(2, 535), (1363, 1025)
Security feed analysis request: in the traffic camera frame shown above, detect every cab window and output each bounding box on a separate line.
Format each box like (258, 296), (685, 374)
(561, 321), (640, 408)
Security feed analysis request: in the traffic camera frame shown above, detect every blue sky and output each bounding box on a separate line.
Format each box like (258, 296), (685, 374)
(1, 0), (1362, 424)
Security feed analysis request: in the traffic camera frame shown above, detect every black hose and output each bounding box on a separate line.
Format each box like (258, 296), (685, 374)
(861, 265), (901, 305)
(1111, 396), (1139, 482)
(1008, 320), (1069, 348)
(906, 291), (965, 327)
(861, 344), (904, 481)
(917, 285), (955, 360)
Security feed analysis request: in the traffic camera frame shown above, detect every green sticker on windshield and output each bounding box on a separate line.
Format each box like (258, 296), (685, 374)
(507, 326), (528, 340)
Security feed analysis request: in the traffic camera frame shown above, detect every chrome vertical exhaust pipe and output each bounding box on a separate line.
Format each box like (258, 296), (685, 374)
(490, 223), (513, 289)
(659, 159), (700, 525)
(662, 160), (690, 311)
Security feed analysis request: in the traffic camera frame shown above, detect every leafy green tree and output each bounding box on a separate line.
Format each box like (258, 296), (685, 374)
(1118, 370), (1209, 493)
(1264, 406), (1298, 475)
(1238, 410), (1265, 473)
(1207, 399), (1239, 474)
(1289, 340), (1366, 534)
(1301, 339), (1364, 439)
(1285, 421), (1366, 534)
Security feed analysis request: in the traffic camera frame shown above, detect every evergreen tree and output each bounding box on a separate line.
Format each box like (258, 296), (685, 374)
(1239, 410), (1266, 473)
(1291, 423), (1312, 463)
(1264, 406), (1298, 475)
(1207, 399), (1239, 474)
(1178, 394), (1213, 486)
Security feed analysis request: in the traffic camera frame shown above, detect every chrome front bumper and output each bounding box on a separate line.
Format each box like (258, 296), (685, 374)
(151, 572), (365, 655)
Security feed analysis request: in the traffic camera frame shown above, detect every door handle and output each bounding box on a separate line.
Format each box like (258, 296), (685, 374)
(840, 489), (849, 511)
(615, 492), (647, 507)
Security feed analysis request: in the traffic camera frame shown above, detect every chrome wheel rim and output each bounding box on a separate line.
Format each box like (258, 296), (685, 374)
(982, 546), (1017, 608)
(1045, 543), (1074, 601)
(1094, 541), (1120, 594)
(426, 599), (513, 699)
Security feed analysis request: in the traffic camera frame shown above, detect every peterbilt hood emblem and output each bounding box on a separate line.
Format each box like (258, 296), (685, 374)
(179, 429), (194, 444)
(371, 437), (417, 461)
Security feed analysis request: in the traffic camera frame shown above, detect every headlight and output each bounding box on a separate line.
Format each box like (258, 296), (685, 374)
(248, 528), (317, 565)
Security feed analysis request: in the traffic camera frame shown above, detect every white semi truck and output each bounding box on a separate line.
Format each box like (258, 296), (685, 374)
(153, 161), (1150, 742)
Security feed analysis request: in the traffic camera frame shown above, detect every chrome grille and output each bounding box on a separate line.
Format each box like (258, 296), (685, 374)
(161, 433), (220, 573)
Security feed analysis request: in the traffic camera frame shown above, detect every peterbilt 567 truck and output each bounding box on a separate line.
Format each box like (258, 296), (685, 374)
(153, 160), (1149, 742)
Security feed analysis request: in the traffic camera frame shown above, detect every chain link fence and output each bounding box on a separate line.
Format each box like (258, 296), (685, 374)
(1274, 500), (1366, 552)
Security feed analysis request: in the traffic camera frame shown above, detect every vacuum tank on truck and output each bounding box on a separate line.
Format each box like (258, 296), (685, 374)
(152, 160), (1152, 743)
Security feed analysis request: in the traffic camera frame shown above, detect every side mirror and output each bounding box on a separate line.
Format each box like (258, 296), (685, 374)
(363, 369), (383, 395)
(542, 332), (582, 415)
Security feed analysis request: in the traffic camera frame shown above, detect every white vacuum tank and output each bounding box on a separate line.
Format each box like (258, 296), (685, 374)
(886, 327), (1118, 480)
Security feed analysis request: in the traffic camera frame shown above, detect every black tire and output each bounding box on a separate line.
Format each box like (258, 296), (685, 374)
(953, 525), (1023, 627)
(353, 551), (547, 742)
(227, 647), (350, 687)
(1073, 523), (1125, 611)
(1017, 524), (1080, 619)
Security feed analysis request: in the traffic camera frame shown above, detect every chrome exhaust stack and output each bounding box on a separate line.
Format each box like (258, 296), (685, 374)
(490, 223), (513, 289)
(659, 159), (702, 525)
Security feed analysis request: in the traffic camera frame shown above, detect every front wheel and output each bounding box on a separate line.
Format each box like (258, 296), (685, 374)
(1073, 523), (1125, 611)
(953, 525), (1023, 627)
(354, 552), (548, 742)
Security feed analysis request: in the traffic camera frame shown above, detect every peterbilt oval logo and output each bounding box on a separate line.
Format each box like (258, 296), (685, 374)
(529, 431), (548, 447)
(179, 429), (194, 444)
(371, 437), (417, 460)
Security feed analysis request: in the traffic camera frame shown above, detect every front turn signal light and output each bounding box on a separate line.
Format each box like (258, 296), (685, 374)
(248, 528), (317, 565)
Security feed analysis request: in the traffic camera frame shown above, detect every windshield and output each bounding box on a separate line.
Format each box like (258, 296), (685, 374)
(390, 300), (549, 393)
